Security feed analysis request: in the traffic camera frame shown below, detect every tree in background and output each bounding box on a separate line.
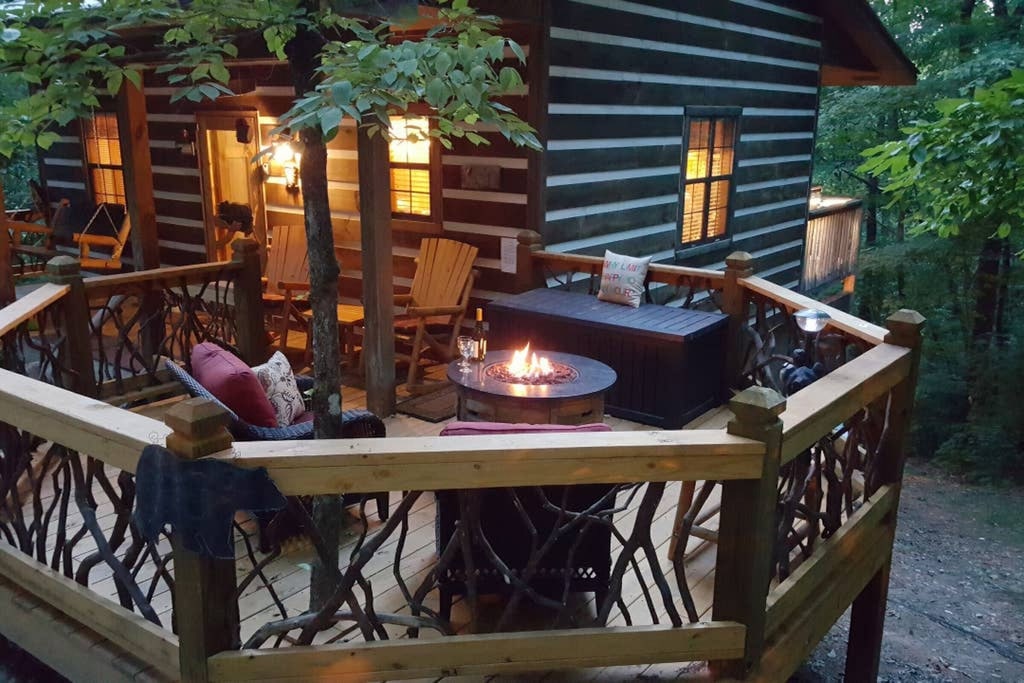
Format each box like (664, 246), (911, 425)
(0, 0), (539, 606)
(0, 75), (38, 210)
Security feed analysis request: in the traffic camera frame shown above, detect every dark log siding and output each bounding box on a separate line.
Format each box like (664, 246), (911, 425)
(544, 0), (824, 289)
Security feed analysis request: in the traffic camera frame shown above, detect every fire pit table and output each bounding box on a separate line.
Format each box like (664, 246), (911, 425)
(446, 349), (617, 425)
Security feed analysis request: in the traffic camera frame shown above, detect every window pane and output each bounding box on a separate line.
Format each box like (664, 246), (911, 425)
(681, 181), (707, 244)
(389, 116), (431, 165)
(707, 180), (730, 238)
(391, 168), (431, 216)
(82, 113), (126, 206)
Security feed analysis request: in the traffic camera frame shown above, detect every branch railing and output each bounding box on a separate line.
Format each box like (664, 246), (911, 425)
(0, 238), (922, 681)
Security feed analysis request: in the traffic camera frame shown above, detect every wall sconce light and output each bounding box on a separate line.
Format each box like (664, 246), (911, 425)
(284, 162), (300, 192)
(176, 127), (195, 157)
(235, 118), (253, 144)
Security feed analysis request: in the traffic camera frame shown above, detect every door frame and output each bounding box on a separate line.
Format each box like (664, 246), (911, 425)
(196, 109), (268, 262)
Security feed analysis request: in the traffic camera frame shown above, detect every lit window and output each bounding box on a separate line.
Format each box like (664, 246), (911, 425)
(82, 113), (126, 207)
(389, 116), (432, 218)
(680, 115), (737, 246)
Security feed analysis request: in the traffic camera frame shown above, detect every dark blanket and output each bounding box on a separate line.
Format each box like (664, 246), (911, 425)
(133, 445), (286, 559)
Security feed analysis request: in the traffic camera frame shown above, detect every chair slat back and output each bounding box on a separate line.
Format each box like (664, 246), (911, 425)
(265, 224), (308, 295)
(409, 238), (479, 308)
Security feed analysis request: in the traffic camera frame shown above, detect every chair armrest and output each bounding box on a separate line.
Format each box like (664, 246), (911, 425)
(394, 293), (414, 306)
(7, 220), (52, 235)
(406, 305), (464, 317)
(75, 233), (119, 247)
(280, 281), (311, 293)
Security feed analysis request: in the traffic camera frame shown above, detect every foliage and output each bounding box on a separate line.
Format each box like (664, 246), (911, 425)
(0, 0), (538, 157)
(858, 70), (1024, 243)
(0, 74), (39, 209)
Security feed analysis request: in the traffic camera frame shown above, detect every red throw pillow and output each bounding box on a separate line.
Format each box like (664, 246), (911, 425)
(190, 342), (278, 428)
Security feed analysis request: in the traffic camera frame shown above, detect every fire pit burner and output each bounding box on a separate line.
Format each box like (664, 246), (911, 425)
(447, 349), (617, 425)
(484, 360), (579, 385)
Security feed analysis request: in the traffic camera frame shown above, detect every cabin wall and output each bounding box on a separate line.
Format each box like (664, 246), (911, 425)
(543, 0), (824, 288)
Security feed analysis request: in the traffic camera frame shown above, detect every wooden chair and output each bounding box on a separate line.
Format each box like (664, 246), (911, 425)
(395, 237), (479, 391)
(263, 224), (311, 350)
(8, 201), (131, 274)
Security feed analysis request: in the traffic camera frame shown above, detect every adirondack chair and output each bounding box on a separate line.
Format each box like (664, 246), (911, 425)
(263, 224), (312, 350)
(395, 237), (479, 391)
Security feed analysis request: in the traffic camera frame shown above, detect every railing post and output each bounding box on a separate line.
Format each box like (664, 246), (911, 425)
(514, 229), (544, 293)
(231, 237), (267, 366)
(711, 386), (785, 679)
(722, 251), (754, 392)
(165, 398), (240, 683)
(46, 256), (96, 397)
(845, 309), (924, 682)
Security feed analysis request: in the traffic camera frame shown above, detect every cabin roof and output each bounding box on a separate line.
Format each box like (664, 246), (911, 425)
(819, 0), (917, 86)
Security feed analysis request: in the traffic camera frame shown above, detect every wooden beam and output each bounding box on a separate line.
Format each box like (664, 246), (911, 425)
(218, 429), (766, 495)
(845, 310), (925, 681)
(0, 177), (14, 306)
(164, 399), (240, 683)
(780, 343), (912, 463)
(208, 622), (745, 682)
(0, 576), (165, 683)
(116, 80), (160, 270)
(0, 282), (68, 336)
(0, 367), (169, 472)
(0, 542), (180, 681)
(711, 387), (786, 678)
(740, 276), (889, 345)
(357, 127), (396, 417)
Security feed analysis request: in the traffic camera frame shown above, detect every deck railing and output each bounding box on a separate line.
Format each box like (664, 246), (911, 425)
(0, 246), (922, 682)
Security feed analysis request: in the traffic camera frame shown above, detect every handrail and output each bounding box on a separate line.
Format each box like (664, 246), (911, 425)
(0, 283), (68, 337)
(0, 368), (170, 472)
(531, 250), (727, 286)
(779, 343), (913, 463)
(741, 276), (888, 346)
(219, 429), (766, 495)
(82, 259), (242, 295)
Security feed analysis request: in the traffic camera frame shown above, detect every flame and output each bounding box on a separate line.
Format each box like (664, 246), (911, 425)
(506, 343), (555, 381)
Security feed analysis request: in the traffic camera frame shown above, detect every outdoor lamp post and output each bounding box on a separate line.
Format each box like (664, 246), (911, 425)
(794, 308), (831, 363)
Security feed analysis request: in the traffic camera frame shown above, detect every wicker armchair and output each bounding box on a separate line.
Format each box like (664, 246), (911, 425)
(164, 359), (390, 549)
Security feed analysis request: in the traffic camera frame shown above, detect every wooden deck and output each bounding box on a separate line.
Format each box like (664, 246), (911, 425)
(23, 374), (734, 682)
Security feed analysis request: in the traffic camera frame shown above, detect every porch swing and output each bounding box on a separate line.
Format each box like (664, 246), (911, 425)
(71, 202), (133, 272)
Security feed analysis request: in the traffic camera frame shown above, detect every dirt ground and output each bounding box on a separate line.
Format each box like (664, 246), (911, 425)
(2, 461), (1022, 682)
(795, 461), (1024, 682)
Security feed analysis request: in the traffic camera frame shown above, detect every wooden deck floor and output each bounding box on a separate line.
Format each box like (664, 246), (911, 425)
(20, 369), (735, 682)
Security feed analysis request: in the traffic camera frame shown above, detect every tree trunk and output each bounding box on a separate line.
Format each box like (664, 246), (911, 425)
(286, 29), (345, 612)
(960, 0), (978, 55)
(972, 237), (1002, 342)
(995, 238), (1011, 346)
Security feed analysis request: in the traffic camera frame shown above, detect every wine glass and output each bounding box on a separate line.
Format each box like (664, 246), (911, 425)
(456, 335), (475, 373)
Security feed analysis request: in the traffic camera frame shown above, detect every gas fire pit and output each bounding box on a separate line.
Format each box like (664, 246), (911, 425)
(446, 347), (617, 425)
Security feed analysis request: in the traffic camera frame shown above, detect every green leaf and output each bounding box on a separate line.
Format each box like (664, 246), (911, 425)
(210, 63), (230, 84)
(106, 70), (123, 95)
(124, 69), (142, 90)
(319, 107), (342, 136)
(331, 80), (353, 106)
(997, 223), (1011, 238)
(36, 131), (60, 150)
(425, 77), (447, 107)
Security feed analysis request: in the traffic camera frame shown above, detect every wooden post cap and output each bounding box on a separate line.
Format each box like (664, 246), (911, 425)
(46, 255), (81, 278)
(164, 397), (233, 460)
(729, 386), (786, 426)
(885, 309), (926, 347)
(231, 236), (260, 256)
(725, 251), (754, 274)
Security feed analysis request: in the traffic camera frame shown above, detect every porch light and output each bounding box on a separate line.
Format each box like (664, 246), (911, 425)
(284, 162), (300, 192)
(273, 141), (296, 163)
(794, 308), (831, 335)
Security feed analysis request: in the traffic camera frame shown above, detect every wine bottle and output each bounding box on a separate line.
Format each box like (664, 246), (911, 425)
(472, 307), (487, 361)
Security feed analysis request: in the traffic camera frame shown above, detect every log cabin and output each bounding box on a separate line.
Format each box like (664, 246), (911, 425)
(24, 0), (913, 307)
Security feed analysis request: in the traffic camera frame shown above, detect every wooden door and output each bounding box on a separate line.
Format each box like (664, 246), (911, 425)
(197, 111), (267, 263)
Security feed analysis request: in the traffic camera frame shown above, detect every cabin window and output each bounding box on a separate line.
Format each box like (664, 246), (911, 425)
(389, 116), (433, 219)
(81, 113), (126, 207)
(679, 114), (737, 246)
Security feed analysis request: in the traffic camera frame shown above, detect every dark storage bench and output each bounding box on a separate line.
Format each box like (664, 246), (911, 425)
(487, 288), (728, 428)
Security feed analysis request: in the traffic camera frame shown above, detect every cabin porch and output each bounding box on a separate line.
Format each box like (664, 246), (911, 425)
(0, 247), (921, 683)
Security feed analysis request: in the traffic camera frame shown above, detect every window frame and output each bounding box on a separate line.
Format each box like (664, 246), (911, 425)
(677, 106), (741, 250)
(388, 115), (443, 234)
(79, 112), (127, 209)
